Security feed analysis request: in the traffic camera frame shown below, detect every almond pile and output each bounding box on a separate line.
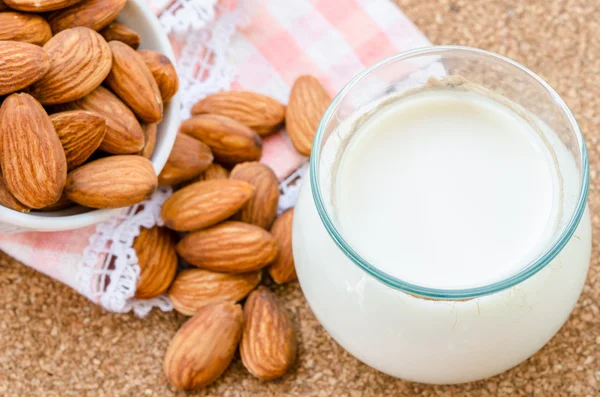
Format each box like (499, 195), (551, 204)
(0, 0), (179, 211)
(128, 76), (331, 390)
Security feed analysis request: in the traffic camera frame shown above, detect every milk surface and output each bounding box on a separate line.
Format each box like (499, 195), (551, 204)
(334, 90), (559, 289)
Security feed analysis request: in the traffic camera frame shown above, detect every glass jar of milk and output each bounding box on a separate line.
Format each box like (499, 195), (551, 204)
(293, 46), (590, 384)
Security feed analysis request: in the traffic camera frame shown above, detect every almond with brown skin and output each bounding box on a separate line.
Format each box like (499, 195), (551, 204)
(134, 226), (178, 300)
(0, 93), (67, 208)
(240, 287), (297, 380)
(50, 110), (107, 170)
(47, 0), (126, 33)
(180, 114), (262, 167)
(161, 180), (254, 232)
(268, 208), (296, 284)
(100, 22), (140, 49)
(29, 27), (112, 105)
(230, 162), (279, 229)
(196, 163), (229, 181)
(164, 302), (243, 390)
(169, 269), (261, 316)
(65, 155), (157, 208)
(138, 49), (179, 102)
(105, 40), (163, 123)
(4, 0), (82, 12)
(0, 41), (50, 96)
(0, 0), (9, 10)
(191, 91), (285, 136)
(40, 192), (73, 211)
(139, 124), (157, 159)
(285, 75), (331, 156)
(0, 12), (52, 45)
(158, 133), (213, 186)
(176, 221), (278, 273)
(0, 172), (29, 213)
(61, 86), (145, 154)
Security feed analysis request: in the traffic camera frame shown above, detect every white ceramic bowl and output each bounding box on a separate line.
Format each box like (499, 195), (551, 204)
(0, 0), (179, 232)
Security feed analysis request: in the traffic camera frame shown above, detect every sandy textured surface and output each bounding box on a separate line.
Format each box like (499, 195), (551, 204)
(1, 1), (599, 395)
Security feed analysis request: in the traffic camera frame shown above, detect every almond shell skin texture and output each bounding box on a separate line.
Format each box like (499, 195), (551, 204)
(0, 93), (67, 209)
(47, 0), (127, 33)
(157, 133), (213, 186)
(28, 27), (113, 105)
(163, 302), (243, 390)
(161, 179), (255, 232)
(3, 0), (83, 12)
(138, 49), (179, 102)
(0, 41), (50, 96)
(176, 221), (279, 273)
(240, 286), (297, 380)
(0, 12), (53, 45)
(267, 208), (297, 284)
(100, 22), (141, 49)
(134, 226), (178, 300)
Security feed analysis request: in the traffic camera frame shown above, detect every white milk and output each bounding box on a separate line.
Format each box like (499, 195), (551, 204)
(293, 87), (591, 383)
(334, 90), (558, 289)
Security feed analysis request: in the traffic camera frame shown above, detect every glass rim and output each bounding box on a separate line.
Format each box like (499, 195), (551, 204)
(309, 45), (590, 300)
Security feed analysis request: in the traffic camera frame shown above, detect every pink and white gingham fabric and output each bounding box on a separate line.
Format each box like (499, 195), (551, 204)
(0, 0), (430, 307)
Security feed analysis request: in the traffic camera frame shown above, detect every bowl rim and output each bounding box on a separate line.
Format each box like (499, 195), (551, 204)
(0, 0), (179, 232)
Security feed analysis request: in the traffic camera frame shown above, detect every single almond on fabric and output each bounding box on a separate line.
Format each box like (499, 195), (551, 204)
(230, 162), (279, 229)
(268, 208), (296, 284)
(164, 302), (243, 390)
(133, 226), (178, 300)
(50, 110), (107, 170)
(65, 155), (157, 208)
(0, 41), (50, 96)
(180, 114), (262, 167)
(4, 0), (82, 12)
(158, 133), (213, 186)
(0, 93), (67, 208)
(60, 86), (145, 154)
(285, 75), (331, 156)
(40, 192), (73, 211)
(47, 0), (126, 33)
(105, 40), (163, 123)
(139, 124), (157, 159)
(240, 286), (297, 380)
(0, 12), (52, 45)
(138, 49), (179, 102)
(161, 180), (254, 232)
(0, 172), (29, 213)
(191, 91), (285, 136)
(169, 269), (261, 316)
(29, 27), (112, 105)
(176, 221), (278, 273)
(100, 22), (140, 49)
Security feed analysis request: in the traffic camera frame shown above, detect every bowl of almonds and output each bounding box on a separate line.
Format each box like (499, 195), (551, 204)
(0, 0), (180, 231)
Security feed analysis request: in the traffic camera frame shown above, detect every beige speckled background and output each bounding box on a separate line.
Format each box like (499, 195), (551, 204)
(1, 1), (599, 396)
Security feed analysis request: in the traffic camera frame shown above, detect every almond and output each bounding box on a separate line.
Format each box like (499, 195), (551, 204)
(50, 110), (107, 170)
(105, 41), (163, 123)
(0, 12), (52, 45)
(285, 75), (331, 156)
(158, 133), (213, 186)
(138, 49), (179, 102)
(0, 41), (50, 96)
(240, 286), (297, 380)
(195, 163), (229, 182)
(230, 162), (279, 229)
(0, 0), (9, 10)
(0, 93), (67, 208)
(47, 0), (126, 33)
(267, 208), (296, 284)
(60, 86), (145, 154)
(169, 269), (261, 316)
(40, 192), (73, 211)
(134, 226), (178, 300)
(65, 155), (157, 208)
(191, 91), (285, 136)
(139, 124), (157, 159)
(4, 0), (82, 12)
(0, 172), (29, 213)
(161, 180), (254, 232)
(164, 302), (243, 390)
(180, 114), (262, 167)
(100, 22), (140, 49)
(176, 221), (278, 273)
(29, 27), (112, 105)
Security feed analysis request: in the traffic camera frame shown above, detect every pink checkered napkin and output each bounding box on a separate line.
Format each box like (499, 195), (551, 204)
(0, 0), (430, 307)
